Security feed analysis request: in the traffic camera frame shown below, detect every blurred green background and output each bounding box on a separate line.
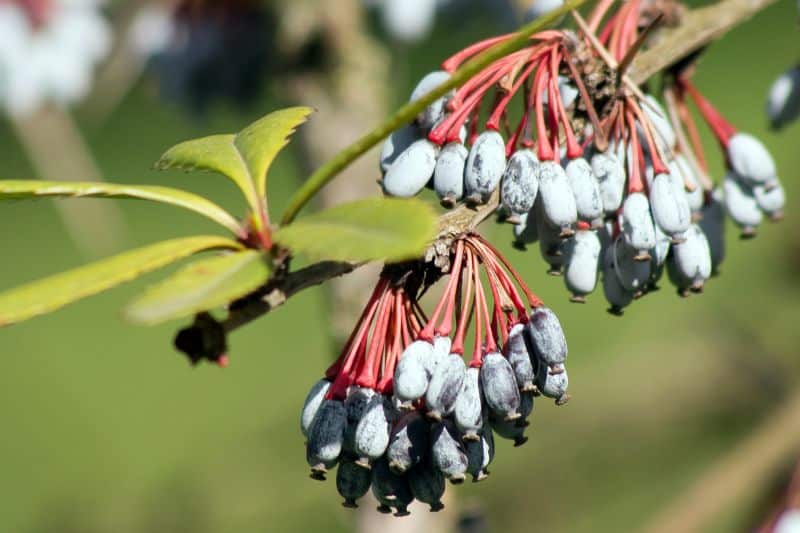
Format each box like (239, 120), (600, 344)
(1, 1), (799, 532)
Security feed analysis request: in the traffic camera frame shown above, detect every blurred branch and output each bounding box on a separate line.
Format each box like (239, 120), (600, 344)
(179, 0), (776, 343)
(11, 107), (129, 257)
(628, 0), (779, 82)
(641, 388), (800, 533)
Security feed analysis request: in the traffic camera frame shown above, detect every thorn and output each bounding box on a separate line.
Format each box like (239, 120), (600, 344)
(617, 13), (665, 79)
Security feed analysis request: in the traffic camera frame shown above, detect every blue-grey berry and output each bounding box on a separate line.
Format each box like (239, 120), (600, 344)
(536, 363), (569, 404)
(727, 132), (776, 185)
(307, 399), (347, 478)
(465, 430), (494, 482)
(465, 130), (506, 204)
(354, 395), (392, 467)
(394, 340), (433, 407)
(766, 66), (800, 130)
(622, 192), (657, 259)
(723, 171), (762, 237)
(538, 161), (578, 236)
(612, 235), (651, 294)
(523, 306), (568, 366)
(505, 323), (535, 391)
(501, 148), (539, 221)
(382, 139), (438, 198)
(408, 462), (446, 511)
(591, 151), (626, 215)
(371, 457), (414, 516)
(387, 410), (430, 474)
(566, 157), (603, 227)
(343, 386), (375, 453)
(480, 352), (521, 421)
(433, 142), (467, 207)
(336, 459), (371, 508)
(431, 420), (468, 483)
(410, 71), (453, 132)
(564, 229), (601, 302)
(380, 124), (420, 174)
(300, 378), (331, 438)
(454, 366), (483, 440)
(425, 353), (466, 420)
(650, 173), (691, 241)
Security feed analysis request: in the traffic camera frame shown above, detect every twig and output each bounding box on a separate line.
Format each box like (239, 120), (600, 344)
(641, 388), (800, 533)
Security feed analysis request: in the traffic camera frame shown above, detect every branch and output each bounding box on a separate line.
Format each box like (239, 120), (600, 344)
(641, 388), (800, 533)
(627, 0), (779, 84)
(175, 0), (778, 357)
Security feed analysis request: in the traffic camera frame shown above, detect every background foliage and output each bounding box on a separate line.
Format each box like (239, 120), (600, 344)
(0, 2), (798, 531)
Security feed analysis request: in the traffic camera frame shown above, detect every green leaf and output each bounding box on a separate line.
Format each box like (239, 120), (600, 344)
(0, 180), (243, 236)
(273, 197), (437, 263)
(0, 236), (243, 327)
(155, 134), (260, 212)
(123, 250), (271, 325)
(234, 106), (313, 199)
(155, 107), (313, 214)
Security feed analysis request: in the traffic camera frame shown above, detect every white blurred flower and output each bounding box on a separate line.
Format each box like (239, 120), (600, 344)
(0, 0), (112, 116)
(382, 0), (438, 44)
(128, 4), (176, 60)
(775, 509), (800, 533)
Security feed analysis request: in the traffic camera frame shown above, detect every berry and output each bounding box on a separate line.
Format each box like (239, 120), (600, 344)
(337, 459), (372, 508)
(538, 161), (578, 237)
(425, 353), (467, 420)
(354, 395), (392, 467)
(723, 171), (763, 237)
(766, 66), (800, 130)
(382, 139), (439, 198)
(727, 132), (777, 185)
(650, 173), (691, 241)
(394, 340), (433, 407)
(465, 131), (507, 204)
(501, 149), (540, 221)
(622, 192), (657, 260)
(505, 324), (535, 391)
(410, 71), (453, 131)
(453, 367), (484, 440)
(387, 410), (430, 474)
(434, 142), (468, 207)
(565, 157), (603, 227)
(380, 125), (420, 174)
(480, 352), (521, 421)
(408, 462), (446, 511)
(564, 229), (601, 302)
(431, 420), (469, 484)
(524, 307), (568, 366)
(300, 378), (331, 438)
(371, 457), (414, 516)
(306, 399), (347, 479)
(591, 152), (626, 216)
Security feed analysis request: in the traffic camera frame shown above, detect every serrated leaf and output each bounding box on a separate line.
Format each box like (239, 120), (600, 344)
(0, 236), (242, 327)
(273, 197), (436, 263)
(0, 180), (243, 236)
(155, 134), (260, 211)
(155, 107), (312, 213)
(123, 250), (270, 325)
(234, 106), (313, 199)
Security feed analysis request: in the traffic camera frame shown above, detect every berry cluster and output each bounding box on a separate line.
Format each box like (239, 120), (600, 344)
(300, 234), (569, 515)
(380, 0), (785, 313)
(0, 0), (111, 116)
